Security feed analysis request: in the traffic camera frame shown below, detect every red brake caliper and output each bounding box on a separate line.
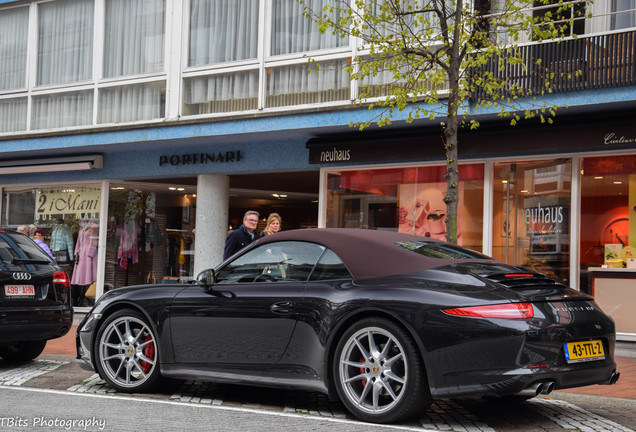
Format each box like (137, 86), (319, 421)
(140, 335), (155, 373)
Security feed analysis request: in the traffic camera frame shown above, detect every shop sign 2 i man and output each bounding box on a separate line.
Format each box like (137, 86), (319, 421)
(36, 187), (101, 219)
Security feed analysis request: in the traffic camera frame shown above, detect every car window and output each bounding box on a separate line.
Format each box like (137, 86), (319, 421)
(394, 240), (491, 260)
(309, 248), (352, 281)
(215, 241), (325, 284)
(0, 232), (53, 271)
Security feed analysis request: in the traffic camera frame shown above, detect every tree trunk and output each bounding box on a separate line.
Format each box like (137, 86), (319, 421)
(443, 0), (463, 245)
(443, 114), (459, 244)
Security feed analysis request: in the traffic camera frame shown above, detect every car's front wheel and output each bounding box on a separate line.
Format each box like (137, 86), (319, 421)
(333, 317), (432, 423)
(0, 340), (46, 361)
(95, 309), (160, 392)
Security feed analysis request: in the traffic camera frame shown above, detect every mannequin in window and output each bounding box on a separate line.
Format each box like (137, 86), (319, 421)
(117, 220), (140, 270)
(71, 219), (99, 287)
(51, 219), (74, 264)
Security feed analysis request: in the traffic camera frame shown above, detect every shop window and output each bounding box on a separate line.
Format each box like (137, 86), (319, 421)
(492, 160), (571, 284)
(106, 183), (197, 290)
(325, 164), (484, 252)
(580, 155), (636, 274)
(1, 184), (102, 306)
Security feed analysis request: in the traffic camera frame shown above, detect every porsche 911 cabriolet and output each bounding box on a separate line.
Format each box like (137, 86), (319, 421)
(76, 228), (619, 423)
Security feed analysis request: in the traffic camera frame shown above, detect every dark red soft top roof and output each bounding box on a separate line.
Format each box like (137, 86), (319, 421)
(256, 228), (488, 279)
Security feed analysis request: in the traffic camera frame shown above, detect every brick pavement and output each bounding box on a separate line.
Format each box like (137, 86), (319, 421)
(42, 325), (636, 400)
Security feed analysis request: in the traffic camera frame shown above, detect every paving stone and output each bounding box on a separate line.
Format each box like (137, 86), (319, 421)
(2, 354), (636, 431)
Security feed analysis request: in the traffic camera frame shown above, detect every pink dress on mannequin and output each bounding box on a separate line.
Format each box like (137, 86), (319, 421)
(71, 222), (98, 286)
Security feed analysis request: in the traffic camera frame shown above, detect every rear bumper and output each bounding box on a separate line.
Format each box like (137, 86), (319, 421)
(430, 358), (619, 398)
(550, 359), (619, 389)
(0, 306), (73, 344)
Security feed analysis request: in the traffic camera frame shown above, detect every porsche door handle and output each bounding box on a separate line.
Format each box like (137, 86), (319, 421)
(270, 301), (296, 314)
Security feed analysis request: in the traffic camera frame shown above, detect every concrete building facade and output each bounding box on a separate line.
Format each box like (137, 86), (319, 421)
(1, 0), (636, 339)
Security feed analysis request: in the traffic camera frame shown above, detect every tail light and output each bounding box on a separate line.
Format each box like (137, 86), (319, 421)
(443, 302), (534, 319)
(53, 270), (71, 288)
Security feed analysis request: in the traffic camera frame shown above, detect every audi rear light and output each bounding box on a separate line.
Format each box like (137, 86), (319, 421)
(442, 302), (534, 319)
(53, 270), (71, 288)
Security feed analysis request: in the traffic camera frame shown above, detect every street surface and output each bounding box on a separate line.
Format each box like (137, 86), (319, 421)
(1, 355), (634, 432)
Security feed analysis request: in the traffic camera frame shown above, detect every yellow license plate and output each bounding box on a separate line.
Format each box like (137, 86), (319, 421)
(564, 340), (605, 364)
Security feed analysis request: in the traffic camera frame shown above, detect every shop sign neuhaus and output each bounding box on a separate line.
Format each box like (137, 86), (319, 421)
(320, 147), (351, 162)
(159, 151), (243, 167)
(308, 142), (421, 164)
(521, 203), (566, 234)
(36, 187), (101, 219)
(307, 132), (446, 164)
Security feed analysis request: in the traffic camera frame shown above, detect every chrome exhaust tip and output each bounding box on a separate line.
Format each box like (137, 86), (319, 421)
(608, 371), (620, 385)
(517, 382), (544, 397)
(540, 381), (556, 394)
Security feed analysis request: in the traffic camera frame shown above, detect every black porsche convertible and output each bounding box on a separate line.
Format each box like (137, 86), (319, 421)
(76, 228), (619, 423)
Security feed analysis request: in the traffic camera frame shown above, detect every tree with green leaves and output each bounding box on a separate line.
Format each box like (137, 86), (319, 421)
(302, 0), (587, 243)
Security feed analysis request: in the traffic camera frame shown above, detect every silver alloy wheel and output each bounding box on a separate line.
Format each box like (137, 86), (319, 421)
(98, 315), (157, 389)
(338, 326), (408, 415)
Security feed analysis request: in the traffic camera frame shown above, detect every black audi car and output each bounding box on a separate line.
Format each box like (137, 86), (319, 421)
(76, 228), (619, 423)
(0, 229), (73, 361)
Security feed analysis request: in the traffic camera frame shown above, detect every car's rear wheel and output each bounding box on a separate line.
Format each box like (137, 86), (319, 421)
(0, 340), (47, 361)
(333, 317), (432, 423)
(95, 309), (160, 392)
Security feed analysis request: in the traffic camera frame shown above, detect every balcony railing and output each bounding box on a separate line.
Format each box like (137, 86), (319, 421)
(471, 30), (636, 100)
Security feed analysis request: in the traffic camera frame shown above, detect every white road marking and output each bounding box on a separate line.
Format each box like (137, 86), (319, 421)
(0, 385), (433, 432)
(1, 361), (633, 432)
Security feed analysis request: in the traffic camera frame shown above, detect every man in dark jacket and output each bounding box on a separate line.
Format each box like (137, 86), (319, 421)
(223, 210), (259, 260)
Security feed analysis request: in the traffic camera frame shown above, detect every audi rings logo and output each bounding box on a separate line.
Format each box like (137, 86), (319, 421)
(12, 272), (32, 281)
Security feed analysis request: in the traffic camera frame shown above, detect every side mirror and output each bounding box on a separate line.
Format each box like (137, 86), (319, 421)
(196, 269), (215, 289)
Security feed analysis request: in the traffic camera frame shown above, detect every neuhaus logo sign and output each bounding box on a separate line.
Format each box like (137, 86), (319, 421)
(159, 151), (243, 167)
(320, 147), (351, 162)
(307, 134), (439, 164)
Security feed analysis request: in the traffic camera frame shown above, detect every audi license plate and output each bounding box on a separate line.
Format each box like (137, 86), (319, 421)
(563, 340), (605, 364)
(4, 284), (35, 297)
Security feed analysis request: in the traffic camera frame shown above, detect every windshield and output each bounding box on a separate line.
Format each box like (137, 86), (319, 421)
(394, 240), (491, 260)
